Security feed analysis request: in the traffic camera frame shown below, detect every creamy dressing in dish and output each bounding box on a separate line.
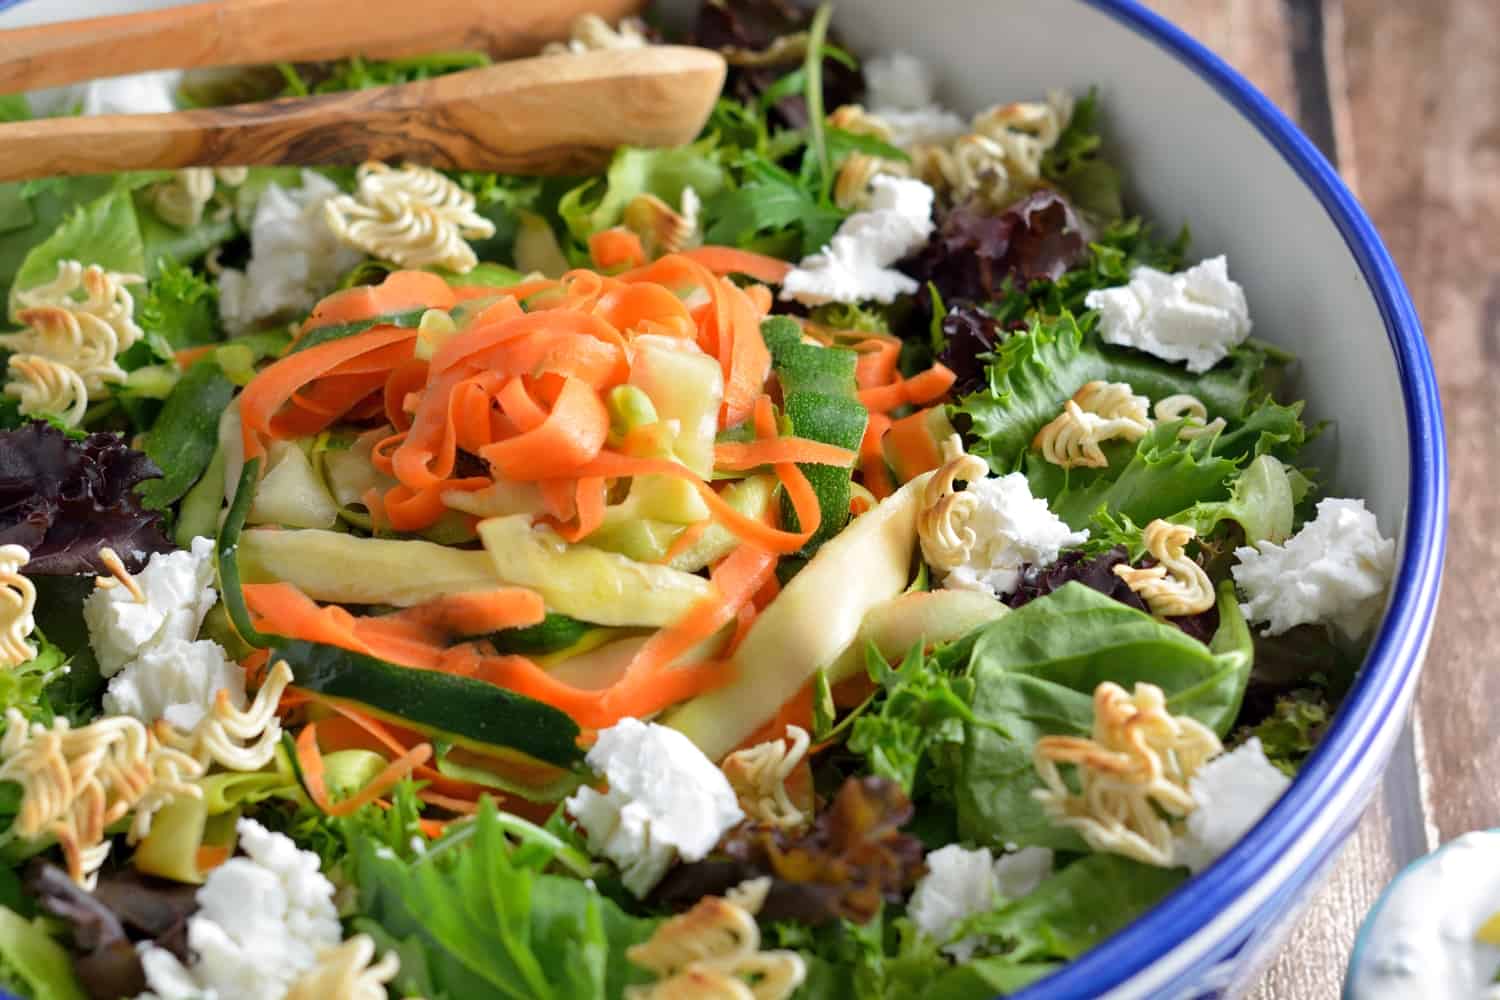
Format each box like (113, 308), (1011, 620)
(1347, 830), (1500, 998)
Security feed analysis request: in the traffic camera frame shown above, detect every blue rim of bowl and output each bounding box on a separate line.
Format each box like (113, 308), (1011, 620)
(0, 0), (1446, 996)
(1003, 2), (1448, 998)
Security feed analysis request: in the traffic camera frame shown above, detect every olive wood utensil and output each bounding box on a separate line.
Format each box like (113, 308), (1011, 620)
(0, 0), (645, 94)
(0, 46), (727, 182)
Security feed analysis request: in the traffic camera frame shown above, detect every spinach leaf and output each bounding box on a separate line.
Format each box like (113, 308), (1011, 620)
(952, 853), (1186, 963)
(349, 798), (657, 1000)
(135, 360), (236, 510)
(953, 582), (1251, 849)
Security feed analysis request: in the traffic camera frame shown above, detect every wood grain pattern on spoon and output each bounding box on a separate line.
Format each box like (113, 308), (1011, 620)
(0, 47), (726, 182)
(0, 0), (645, 94)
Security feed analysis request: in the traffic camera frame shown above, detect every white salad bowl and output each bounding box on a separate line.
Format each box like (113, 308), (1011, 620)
(0, 0), (1447, 997)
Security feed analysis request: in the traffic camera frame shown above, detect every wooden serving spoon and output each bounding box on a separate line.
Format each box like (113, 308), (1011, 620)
(0, 0), (645, 94)
(0, 46), (727, 182)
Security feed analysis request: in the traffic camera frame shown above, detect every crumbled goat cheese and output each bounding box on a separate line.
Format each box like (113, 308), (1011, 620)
(565, 718), (743, 897)
(136, 819), (342, 1000)
(1175, 739), (1290, 873)
(781, 175), (936, 306)
(218, 171), (364, 334)
(942, 474), (1089, 598)
(28, 70), (181, 118)
(1084, 255), (1252, 374)
(909, 845), (1055, 960)
(1231, 497), (1395, 640)
(103, 638), (246, 731)
(84, 536), (218, 678)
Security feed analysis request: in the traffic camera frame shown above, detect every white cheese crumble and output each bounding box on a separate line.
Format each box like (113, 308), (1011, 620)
(1084, 255), (1252, 374)
(1231, 497), (1396, 640)
(1174, 739), (1290, 874)
(27, 70), (182, 118)
(781, 175), (936, 306)
(218, 171), (364, 334)
(941, 474), (1089, 598)
(136, 819), (342, 1000)
(103, 638), (246, 732)
(565, 718), (744, 897)
(84, 537), (218, 678)
(908, 845), (1054, 960)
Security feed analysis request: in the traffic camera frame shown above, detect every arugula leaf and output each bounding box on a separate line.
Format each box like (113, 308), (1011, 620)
(953, 582), (1251, 849)
(1041, 89), (1124, 221)
(559, 141), (727, 246)
(349, 798), (658, 1000)
(847, 643), (982, 795)
(954, 312), (1266, 473)
(8, 188), (147, 318)
(135, 360), (236, 510)
(703, 156), (844, 259)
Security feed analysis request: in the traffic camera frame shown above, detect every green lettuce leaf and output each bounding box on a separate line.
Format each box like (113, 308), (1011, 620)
(8, 188), (147, 319)
(953, 581), (1251, 850)
(1169, 453), (1312, 547)
(559, 141), (728, 245)
(0, 905), (87, 1000)
(136, 257), (221, 355)
(349, 798), (657, 1000)
(954, 313), (1266, 473)
(0, 632), (70, 739)
(847, 643), (982, 795)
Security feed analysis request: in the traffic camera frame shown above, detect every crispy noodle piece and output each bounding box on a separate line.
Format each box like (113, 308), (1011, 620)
(1114, 520), (1215, 618)
(148, 166), (249, 229)
(324, 162), (497, 273)
(831, 92), (1072, 210)
(0, 545), (37, 669)
(0, 709), (204, 886)
(624, 193), (699, 256)
(286, 934), (406, 1000)
(917, 433), (991, 572)
(1033, 380), (1152, 469)
(1154, 393), (1227, 441)
(1032, 681), (1221, 867)
(94, 546), (147, 602)
(543, 13), (652, 54)
(4, 354), (88, 427)
(722, 726), (811, 829)
(626, 880), (805, 1000)
(1, 261), (145, 396)
(155, 660), (292, 772)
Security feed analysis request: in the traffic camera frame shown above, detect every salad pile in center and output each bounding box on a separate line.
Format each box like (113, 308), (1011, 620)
(0, 3), (1396, 998)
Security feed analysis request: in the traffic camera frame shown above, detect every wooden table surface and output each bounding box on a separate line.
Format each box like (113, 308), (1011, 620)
(1140, 0), (1495, 996)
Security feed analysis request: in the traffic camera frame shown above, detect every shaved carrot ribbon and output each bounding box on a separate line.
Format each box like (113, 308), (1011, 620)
(857, 363), (957, 414)
(296, 723), (432, 818)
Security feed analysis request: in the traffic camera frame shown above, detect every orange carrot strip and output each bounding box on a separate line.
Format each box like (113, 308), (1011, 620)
(745, 284), (773, 315)
(714, 437), (856, 471)
(195, 845), (231, 872)
(417, 790), (480, 814)
(884, 406), (948, 480)
(479, 377), (609, 480)
(595, 283), (696, 339)
(717, 279), (773, 428)
(658, 519), (710, 565)
(677, 246), (793, 284)
(854, 337), (901, 390)
(174, 344), (216, 370)
(299, 270), (455, 334)
(857, 363), (957, 413)
(297, 723), (432, 818)
(385, 589), (546, 637)
(239, 326), (416, 459)
(859, 412), (895, 500)
(589, 227), (647, 271)
(552, 477), (606, 543)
